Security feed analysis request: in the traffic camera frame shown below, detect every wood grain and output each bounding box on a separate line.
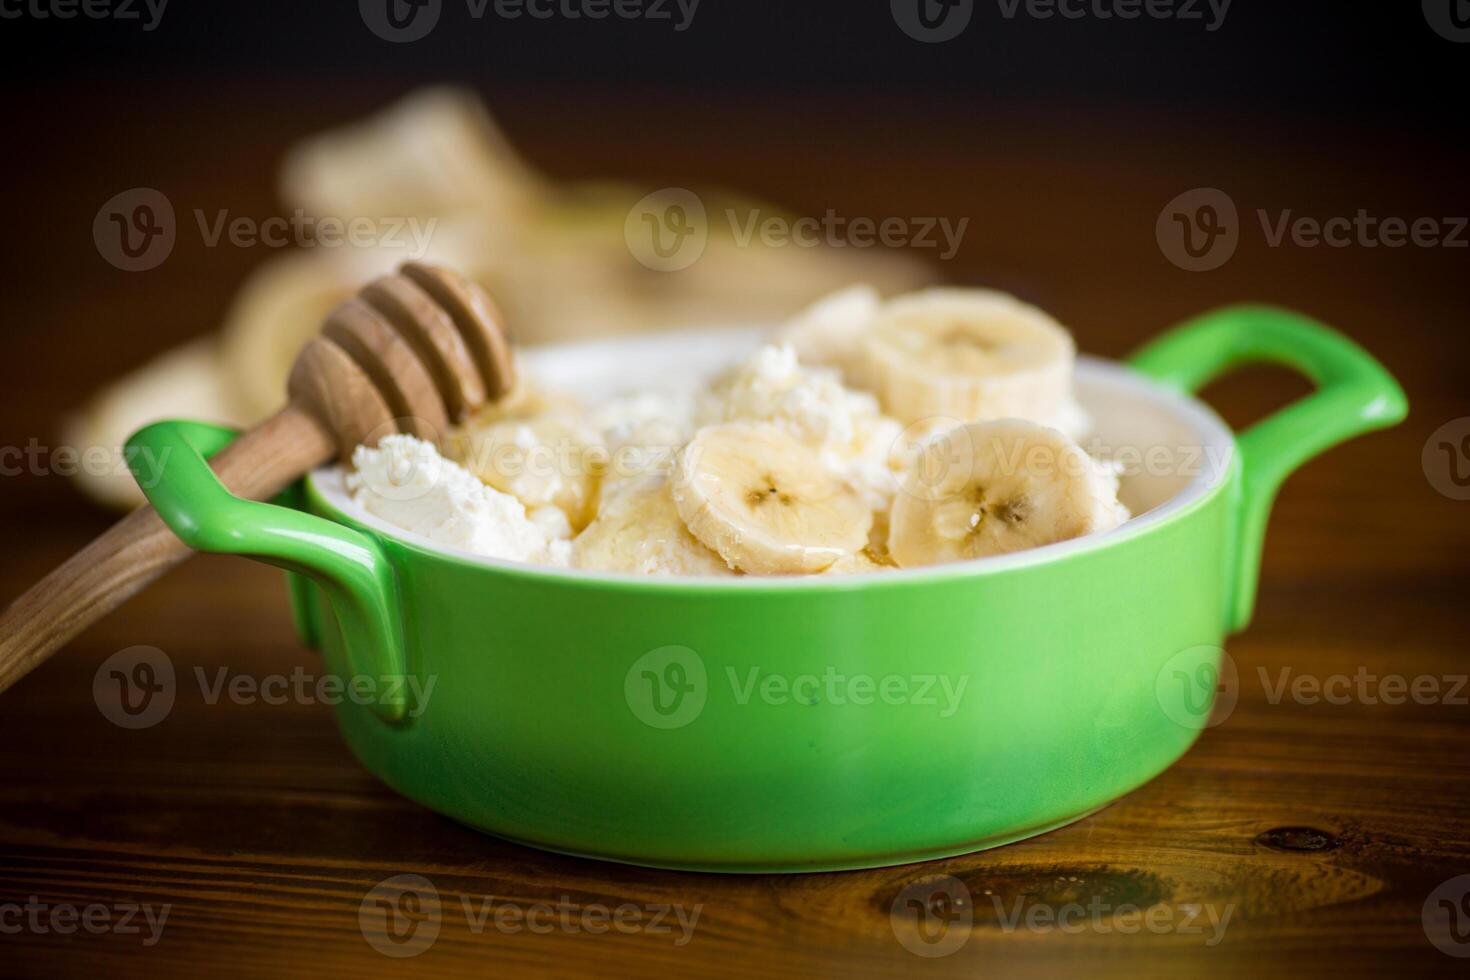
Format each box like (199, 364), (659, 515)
(0, 84), (1466, 979)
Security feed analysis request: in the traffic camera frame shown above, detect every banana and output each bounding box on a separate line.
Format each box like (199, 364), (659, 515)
(573, 475), (734, 576)
(694, 342), (907, 519)
(778, 284), (881, 387)
(279, 86), (545, 224)
(822, 547), (892, 575)
(887, 419), (1126, 568)
(865, 289), (1075, 428)
(672, 424), (871, 575)
(447, 413), (604, 532)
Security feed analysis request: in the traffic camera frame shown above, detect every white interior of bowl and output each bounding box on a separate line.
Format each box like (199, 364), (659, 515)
(309, 325), (1236, 581)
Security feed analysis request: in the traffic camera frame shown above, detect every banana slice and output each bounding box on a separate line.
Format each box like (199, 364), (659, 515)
(672, 424), (871, 575)
(822, 547), (892, 575)
(778, 284), (881, 387)
(573, 475), (734, 576)
(447, 414), (604, 532)
(866, 289), (1075, 427)
(888, 419), (1125, 568)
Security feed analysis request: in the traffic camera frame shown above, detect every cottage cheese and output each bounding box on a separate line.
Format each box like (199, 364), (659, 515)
(344, 312), (1118, 572)
(586, 389), (695, 500)
(349, 435), (570, 564)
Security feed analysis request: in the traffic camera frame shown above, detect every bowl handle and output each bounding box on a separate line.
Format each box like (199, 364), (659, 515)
(1128, 305), (1407, 632)
(125, 420), (409, 723)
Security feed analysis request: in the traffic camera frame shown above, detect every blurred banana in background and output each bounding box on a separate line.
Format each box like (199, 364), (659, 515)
(66, 87), (933, 508)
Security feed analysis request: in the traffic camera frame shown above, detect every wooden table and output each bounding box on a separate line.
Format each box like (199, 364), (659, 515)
(1, 83), (1467, 978)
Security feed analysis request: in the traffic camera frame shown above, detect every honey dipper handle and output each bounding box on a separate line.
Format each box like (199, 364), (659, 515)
(0, 406), (335, 695)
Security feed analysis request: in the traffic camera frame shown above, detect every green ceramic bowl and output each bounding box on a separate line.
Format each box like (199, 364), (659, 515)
(128, 305), (1405, 873)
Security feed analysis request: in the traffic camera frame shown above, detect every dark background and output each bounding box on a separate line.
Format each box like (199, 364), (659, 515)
(2, 0), (1463, 125)
(1, 0), (1465, 382)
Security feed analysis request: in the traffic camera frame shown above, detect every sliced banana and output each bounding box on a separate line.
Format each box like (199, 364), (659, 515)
(778, 284), (881, 387)
(866, 507), (896, 564)
(672, 424), (871, 575)
(888, 419), (1126, 568)
(447, 413), (604, 532)
(866, 289), (1075, 428)
(822, 547), (892, 575)
(573, 475), (734, 576)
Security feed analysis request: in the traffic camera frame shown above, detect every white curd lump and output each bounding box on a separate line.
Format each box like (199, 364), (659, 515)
(349, 435), (572, 566)
(344, 287), (1131, 576)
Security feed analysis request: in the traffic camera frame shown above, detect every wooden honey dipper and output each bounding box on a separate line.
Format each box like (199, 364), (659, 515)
(0, 262), (514, 694)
